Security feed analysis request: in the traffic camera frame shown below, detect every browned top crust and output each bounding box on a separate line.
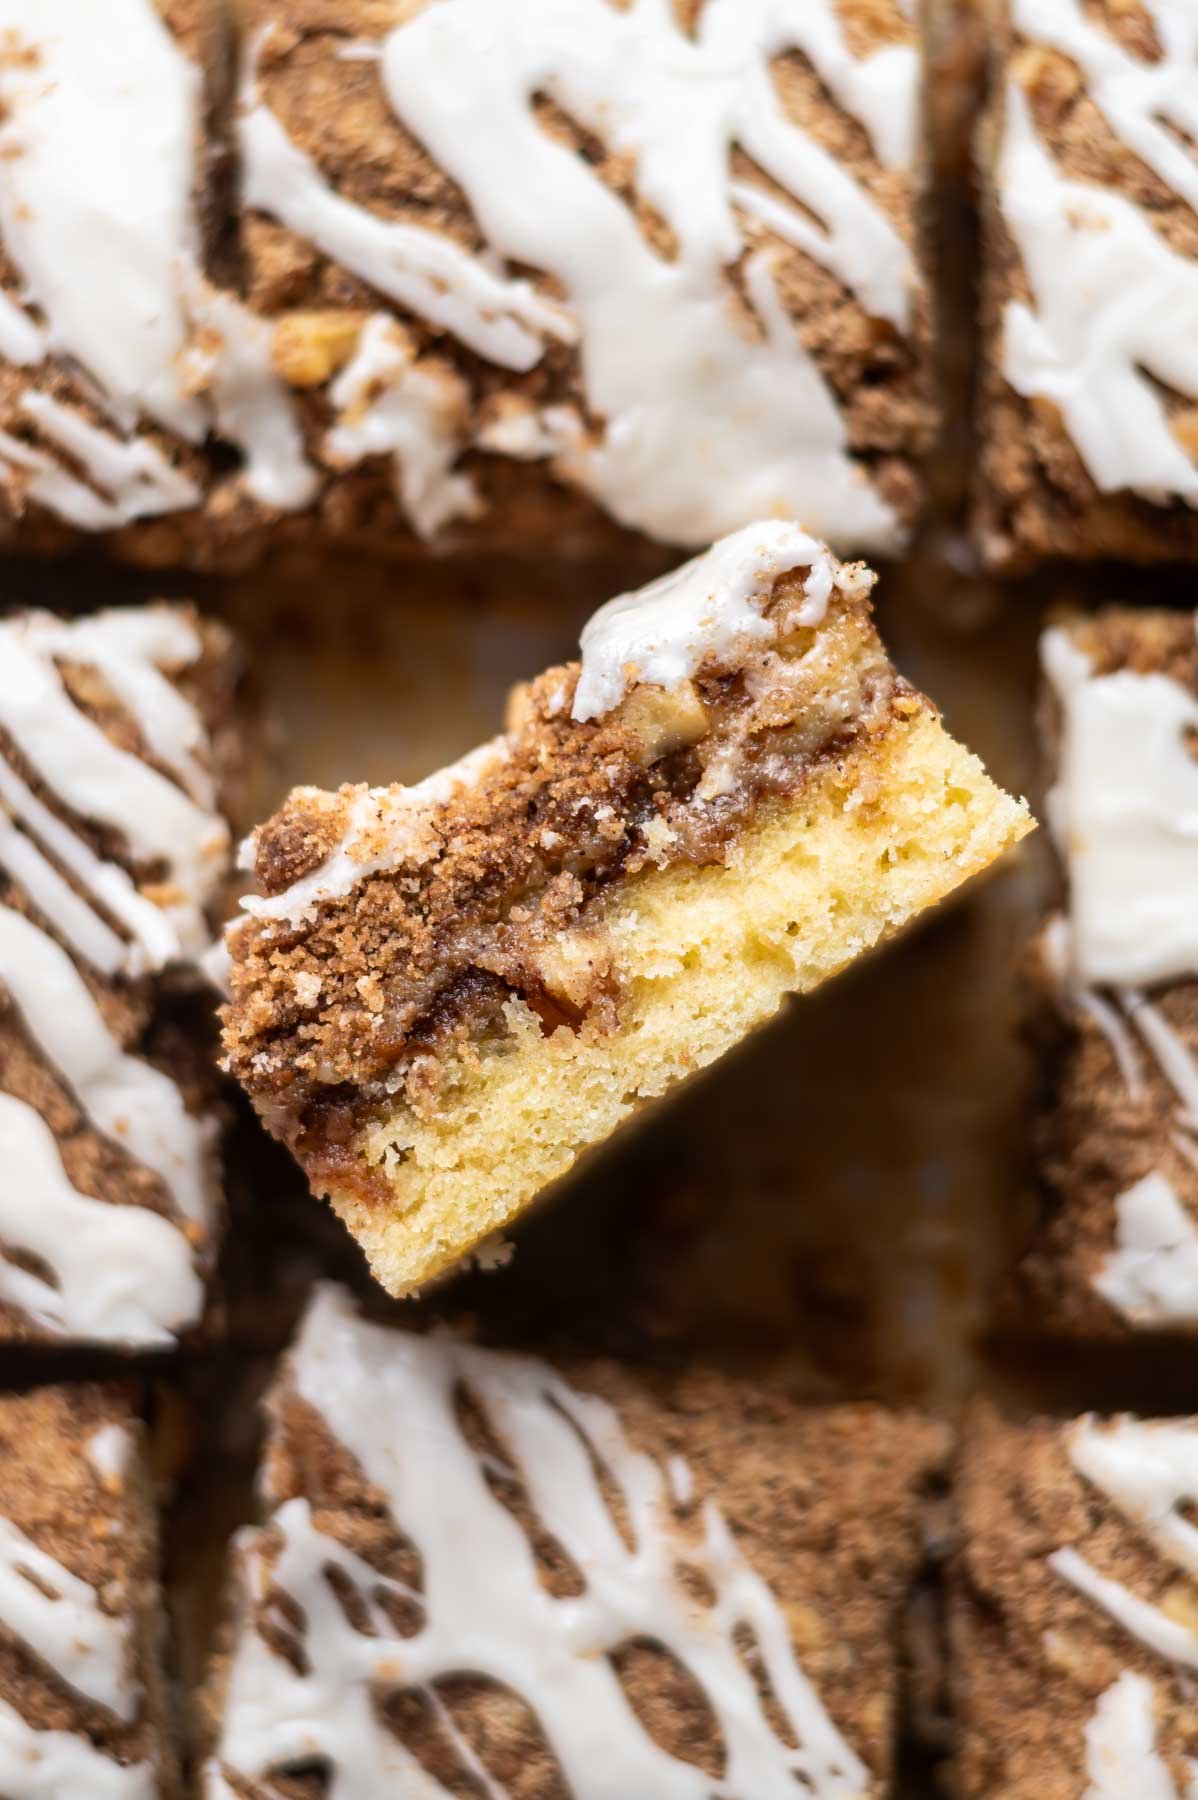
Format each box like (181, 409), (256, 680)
(1018, 608), (1198, 1335)
(0, 1385), (176, 1790)
(223, 568), (917, 1176)
(953, 1405), (1198, 1798)
(228, 0), (934, 550)
(0, 608), (239, 1345)
(17, 611), (244, 892)
(206, 1309), (947, 1797)
(1061, 607), (1198, 687)
(0, 0), (934, 563)
(0, 2), (230, 570)
(1025, 972), (1198, 1331)
(977, 1), (1198, 566)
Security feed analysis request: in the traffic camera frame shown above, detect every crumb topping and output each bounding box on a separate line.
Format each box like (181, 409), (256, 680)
(224, 561), (913, 1177)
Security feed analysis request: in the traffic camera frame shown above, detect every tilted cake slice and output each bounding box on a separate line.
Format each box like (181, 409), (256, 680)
(0, 603), (237, 1348)
(1018, 609), (1198, 1336)
(0, 1385), (177, 1796)
(224, 521), (1031, 1294)
(952, 1404), (1198, 1797)
(203, 1282), (947, 1798)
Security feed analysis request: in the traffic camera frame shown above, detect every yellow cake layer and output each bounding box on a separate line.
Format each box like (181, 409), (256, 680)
(328, 708), (1030, 1293)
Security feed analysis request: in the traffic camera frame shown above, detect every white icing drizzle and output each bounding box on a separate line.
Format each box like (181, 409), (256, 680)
(0, 607), (228, 975)
(1011, 0), (1198, 214)
(43, 611), (216, 806)
(325, 316), (482, 538)
(475, 400), (577, 464)
(235, 520), (862, 934)
(0, 1094), (204, 1344)
(573, 520), (859, 721)
(1127, 992), (1198, 1132)
(1043, 627), (1198, 989)
(1071, 1417), (1198, 1576)
(0, 1), (313, 526)
(1042, 623), (1198, 1323)
(182, 278), (319, 514)
(1094, 1172), (1198, 1327)
(0, 785), (132, 978)
(242, 0), (919, 549)
(1044, 904), (1150, 1095)
(667, 1455), (695, 1507)
(0, 295), (47, 367)
(238, 739), (508, 932)
(1080, 986), (1146, 1103)
(1052, 1543), (1198, 1668)
(0, 1512), (135, 1718)
(0, 401), (203, 532)
(999, 77), (1198, 507)
(0, 906), (212, 1229)
(1086, 985), (1198, 1323)
(238, 56), (575, 373)
(0, 904), (213, 1343)
(0, 1696), (155, 1800)
(1083, 1671), (1197, 1800)
(208, 1284), (869, 1800)
(0, 0), (204, 437)
(1052, 1418), (1198, 1671)
(85, 1425), (133, 1490)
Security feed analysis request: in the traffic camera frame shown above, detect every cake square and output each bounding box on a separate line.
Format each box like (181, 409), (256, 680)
(977, 0), (1198, 567)
(1018, 609), (1198, 1336)
(0, 1), (315, 567)
(0, 1384), (177, 1797)
(0, 0), (938, 561)
(222, 521), (1030, 1297)
(0, 602), (238, 1348)
(230, 0), (936, 556)
(952, 1405), (1198, 1797)
(204, 1282), (948, 1798)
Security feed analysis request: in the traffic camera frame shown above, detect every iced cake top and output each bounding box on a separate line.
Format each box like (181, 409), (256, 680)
(208, 1284), (874, 1798)
(0, 0), (314, 528)
(238, 0), (924, 548)
(237, 523), (876, 932)
(998, 0), (1198, 513)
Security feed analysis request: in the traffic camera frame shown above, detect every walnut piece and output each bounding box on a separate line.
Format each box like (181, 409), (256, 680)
(272, 311), (370, 387)
(618, 680), (709, 763)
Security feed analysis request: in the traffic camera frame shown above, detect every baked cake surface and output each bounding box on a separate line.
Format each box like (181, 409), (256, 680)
(0, 603), (236, 1348)
(1019, 609), (1198, 1336)
(953, 1405), (1198, 1797)
(203, 1282), (947, 1798)
(0, 0), (316, 566)
(0, 1384), (176, 1797)
(977, 0), (1198, 566)
(230, 0), (935, 555)
(0, 0), (935, 560)
(223, 520), (1031, 1295)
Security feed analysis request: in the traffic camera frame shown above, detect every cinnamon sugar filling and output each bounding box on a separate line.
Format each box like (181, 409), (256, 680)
(226, 591), (907, 1165)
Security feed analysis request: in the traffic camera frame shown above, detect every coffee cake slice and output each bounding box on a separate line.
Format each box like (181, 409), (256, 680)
(0, 603), (237, 1348)
(230, 0), (935, 556)
(0, 1385), (177, 1797)
(224, 521), (1030, 1295)
(203, 1282), (947, 1798)
(0, 1), (315, 567)
(953, 1405), (1198, 1798)
(977, 0), (1198, 566)
(1019, 609), (1198, 1336)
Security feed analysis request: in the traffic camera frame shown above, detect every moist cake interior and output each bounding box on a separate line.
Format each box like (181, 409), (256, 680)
(225, 526), (1031, 1293)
